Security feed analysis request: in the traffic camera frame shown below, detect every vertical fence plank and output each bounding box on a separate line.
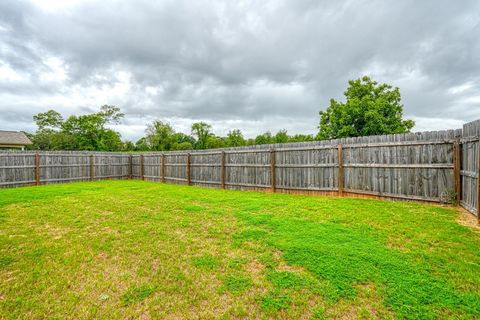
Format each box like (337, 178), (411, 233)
(220, 151), (226, 189)
(477, 141), (480, 223)
(161, 154), (166, 183)
(453, 142), (461, 204)
(89, 154), (94, 181)
(140, 154), (145, 181)
(338, 144), (343, 196)
(186, 153), (191, 185)
(270, 149), (276, 193)
(35, 153), (40, 186)
(129, 155), (133, 179)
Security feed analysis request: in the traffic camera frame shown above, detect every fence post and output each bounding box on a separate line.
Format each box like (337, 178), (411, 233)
(128, 155), (133, 179)
(220, 151), (226, 189)
(186, 153), (191, 185)
(453, 142), (461, 205)
(161, 154), (166, 183)
(35, 153), (40, 186)
(270, 148), (276, 193)
(89, 154), (94, 181)
(140, 154), (145, 181)
(338, 144), (343, 196)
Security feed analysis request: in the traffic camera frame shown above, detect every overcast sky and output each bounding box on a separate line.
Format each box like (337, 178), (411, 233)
(1, 0), (479, 141)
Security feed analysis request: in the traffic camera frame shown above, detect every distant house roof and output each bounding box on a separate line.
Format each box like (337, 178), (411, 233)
(0, 131), (33, 146)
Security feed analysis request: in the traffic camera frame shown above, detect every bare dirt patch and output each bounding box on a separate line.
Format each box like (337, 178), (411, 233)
(457, 208), (480, 230)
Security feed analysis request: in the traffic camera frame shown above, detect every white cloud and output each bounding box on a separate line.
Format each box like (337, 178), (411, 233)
(28, 0), (89, 12)
(410, 116), (465, 132)
(0, 0), (479, 142)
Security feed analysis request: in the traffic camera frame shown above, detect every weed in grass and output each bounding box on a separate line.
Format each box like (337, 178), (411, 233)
(0, 256), (14, 268)
(259, 290), (291, 312)
(191, 255), (220, 270)
(208, 209), (224, 215)
(219, 273), (253, 294)
(267, 270), (307, 290)
(226, 257), (248, 270)
(183, 205), (203, 213)
(224, 305), (248, 318)
(257, 252), (280, 269)
(311, 306), (326, 320)
(233, 228), (268, 244)
(122, 284), (156, 305)
(99, 293), (109, 301)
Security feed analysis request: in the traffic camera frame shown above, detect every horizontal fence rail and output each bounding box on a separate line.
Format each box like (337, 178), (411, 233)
(1, 123), (480, 223)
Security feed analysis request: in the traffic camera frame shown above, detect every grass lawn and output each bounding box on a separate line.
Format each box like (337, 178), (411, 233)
(1, 180), (480, 319)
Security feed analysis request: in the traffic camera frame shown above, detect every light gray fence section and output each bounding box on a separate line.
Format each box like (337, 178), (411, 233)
(275, 146), (338, 192)
(0, 151), (129, 187)
(460, 120), (480, 216)
(0, 153), (36, 188)
(342, 141), (455, 202)
(1, 125), (479, 221)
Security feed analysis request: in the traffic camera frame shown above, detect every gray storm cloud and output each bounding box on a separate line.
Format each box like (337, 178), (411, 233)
(0, 0), (479, 140)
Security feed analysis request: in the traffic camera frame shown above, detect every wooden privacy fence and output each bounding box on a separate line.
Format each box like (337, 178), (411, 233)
(0, 152), (129, 187)
(1, 119), (480, 222)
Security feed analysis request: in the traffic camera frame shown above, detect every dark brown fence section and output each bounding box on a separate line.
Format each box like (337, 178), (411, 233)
(2, 124), (480, 222)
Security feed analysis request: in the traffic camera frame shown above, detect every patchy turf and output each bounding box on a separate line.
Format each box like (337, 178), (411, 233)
(0, 180), (479, 319)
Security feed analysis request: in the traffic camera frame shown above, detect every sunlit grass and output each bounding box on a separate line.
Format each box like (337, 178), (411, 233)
(0, 180), (479, 319)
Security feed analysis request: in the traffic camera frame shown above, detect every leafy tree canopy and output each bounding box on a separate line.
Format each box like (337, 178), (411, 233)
(317, 76), (414, 140)
(30, 105), (125, 151)
(191, 122), (212, 149)
(33, 110), (64, 130)
(226, 129), (246, 147)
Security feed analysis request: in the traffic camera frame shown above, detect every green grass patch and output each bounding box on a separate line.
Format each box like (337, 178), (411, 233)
(191, 255), (220, 270)
(267, 270), (308, 290)
(259, 290), (292, 312)
(0, 180), (479, 319)
(219, 273), (253, 294)
(183, 205), (204, 213)
(226, 257), (248, 270)
(122, 284), (156, 305)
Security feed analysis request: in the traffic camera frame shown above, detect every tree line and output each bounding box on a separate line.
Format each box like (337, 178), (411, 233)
(26, 76), (415, 151)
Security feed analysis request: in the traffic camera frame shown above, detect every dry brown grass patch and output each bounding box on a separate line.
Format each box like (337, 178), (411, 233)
(457, 208), (480, 230)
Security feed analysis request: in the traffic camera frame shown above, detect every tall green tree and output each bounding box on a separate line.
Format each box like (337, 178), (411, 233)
(289, 134), (314, 142)
(255, 132), (273, 145)
(317, 76), (414, 140)
(207, 136), (226, 149)
(33, 110), (64, 130)
(31, 105), (124, 151)
(122, 140), (135, 151)
(144, 120), (175, 151)
(60, 105), (124, 151)
(135, 137), (150, 151)
(171, 133), (195, 150)
(274, 129), (289, 144)
(226, 129), (246, 147)
(191, 122), (212, 149)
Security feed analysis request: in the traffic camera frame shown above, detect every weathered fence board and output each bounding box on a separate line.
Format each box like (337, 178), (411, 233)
(460, 120), (480, 217)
